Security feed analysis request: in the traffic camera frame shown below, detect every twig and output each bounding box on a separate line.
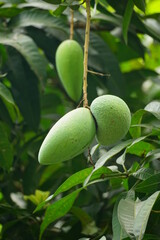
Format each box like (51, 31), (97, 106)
(88, 147), (95, 168)
(88, 69), (110, 77)
(152, 210), (160, 213)
(76, 98), (84, 108)
(83, 0), (91, 108)
(70, 9), (74, 40)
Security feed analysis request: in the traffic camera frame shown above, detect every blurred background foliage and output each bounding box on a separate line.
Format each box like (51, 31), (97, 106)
(0, 0), (160, 239)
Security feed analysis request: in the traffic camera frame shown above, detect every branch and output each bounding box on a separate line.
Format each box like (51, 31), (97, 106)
(83, 0), (91, 107)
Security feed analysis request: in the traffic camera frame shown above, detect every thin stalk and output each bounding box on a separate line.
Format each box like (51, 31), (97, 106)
(70, 9), (74, 40)
(83, 0), (91, 107)
(88, 69), (110, 77)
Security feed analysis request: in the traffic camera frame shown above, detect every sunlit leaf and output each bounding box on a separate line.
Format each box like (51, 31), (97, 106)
(146, 0), (160, 14)
(145, 100), (160, 120)
(24, 190), (50, 205)
(133, 0), (145, 13)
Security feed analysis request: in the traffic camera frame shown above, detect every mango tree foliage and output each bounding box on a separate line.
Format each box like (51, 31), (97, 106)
(0, 0), (160, 239)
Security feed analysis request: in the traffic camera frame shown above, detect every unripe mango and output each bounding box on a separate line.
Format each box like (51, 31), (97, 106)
(90, 95), (131, 146)
(55, 40), (83, 102)
(38, 108), (96, 165)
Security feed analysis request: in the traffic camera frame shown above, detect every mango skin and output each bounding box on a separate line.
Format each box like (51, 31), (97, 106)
(38, 108), (96, 165)
(90, 95), (131, 146)
(56, 40), (83, 102)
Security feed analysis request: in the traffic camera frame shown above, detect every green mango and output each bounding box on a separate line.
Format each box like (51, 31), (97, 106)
(38, 107), (96, 165)
(90, 95), (131, 146)
(55, 39), (83, 102)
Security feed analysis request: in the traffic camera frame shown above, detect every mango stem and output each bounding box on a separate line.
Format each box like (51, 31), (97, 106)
(83, 0), (90, 107)
(70, 9), (74, 40)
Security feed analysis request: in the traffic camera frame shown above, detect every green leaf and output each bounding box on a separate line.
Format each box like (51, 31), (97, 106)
(143, 18), (160, 42)
(53, 168), (92, 197)
(7, 48), (40, 130)
(133, 0), (145, 13)
(0, 6), (22, 17)
(0, 83), (14, 105)
(118, 198), (135, 238)
(118, 191), (160, 239)
(35, 168), (92, 213)
(145, 101), (160, 120)
(84, 140), (132, 186)
(112, 192), (128, 240)
(133, 168), (154, 180)
(39, 163), (63, 186)
(122, 0), (134, 44)
(92, 12), (122, 27)
(0, 32), (47, 83)
(10, 9), (68, 35)
(53, 166), (111, 197)
(17, 1), (63, 11)
(39, 188), (81, 240)
(0, 73), (7, 78)
(95, 0), (100, 5)
(24, 190), (50, 205)
(0, 122), (13, 170)
(146, 149), (160, 162)
(50, 4), (67, 16)
(71, 207), (99, 235)
(35, 166), (111, 212)
(135, 173), (160, 193)
(0, 82), (20, 122)
(43, 0), (62, 3)
(0, 0), (23, 3)
(129, 109), (146, 138)
(116, 136), (147, 165)
(133, 191), (159, 239)
(127, 141), (154, 157)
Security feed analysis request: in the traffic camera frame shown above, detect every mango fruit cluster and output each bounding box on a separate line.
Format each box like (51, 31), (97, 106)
(38, 94), (131, 165)
(38, 40), (131, 164)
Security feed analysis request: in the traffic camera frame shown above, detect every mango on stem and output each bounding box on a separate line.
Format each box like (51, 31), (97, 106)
(38, 107), (96, 165)
(55, 40), (83, 102)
